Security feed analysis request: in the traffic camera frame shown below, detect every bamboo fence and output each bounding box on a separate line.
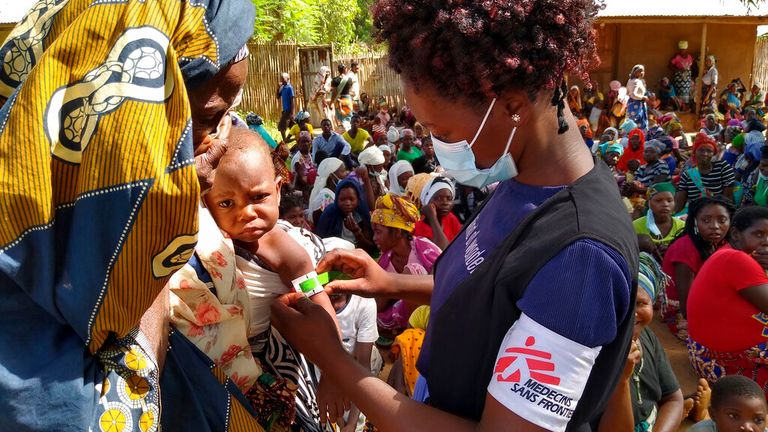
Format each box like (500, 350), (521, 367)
(240, 42), (404, 124)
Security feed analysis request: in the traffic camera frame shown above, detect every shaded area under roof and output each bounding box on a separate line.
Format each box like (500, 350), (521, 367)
(598, 0), (768, 18)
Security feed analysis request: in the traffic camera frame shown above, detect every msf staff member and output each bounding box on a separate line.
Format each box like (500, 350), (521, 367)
(272, 0), (638, 431)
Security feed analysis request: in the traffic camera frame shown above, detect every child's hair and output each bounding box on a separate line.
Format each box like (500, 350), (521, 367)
(279, 193), (304, 217)
(711, 376), (766, 409)
(627, 159), (641, 172)
(221, 128), (274, 176)
(682, 196), (736, 260)
(731, 206), (768, 233)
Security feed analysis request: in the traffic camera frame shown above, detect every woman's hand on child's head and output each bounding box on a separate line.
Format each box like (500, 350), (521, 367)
(195, 112), (233, 192)
(270, 293), (347, 368)
(316, 248), (393, 298)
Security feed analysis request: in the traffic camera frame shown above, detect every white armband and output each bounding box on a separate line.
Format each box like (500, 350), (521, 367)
(487, 313), (601, 432)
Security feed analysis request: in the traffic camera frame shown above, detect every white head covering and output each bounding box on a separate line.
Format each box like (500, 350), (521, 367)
(358, 146), (385, 166)
(387, 126), (400, 144)
(378, 144), (392, 154)
(309, 157), (344, 205)
(602, 127), (619, 142)
(388, 160), (414, 196)
(420, 176), (454, 207)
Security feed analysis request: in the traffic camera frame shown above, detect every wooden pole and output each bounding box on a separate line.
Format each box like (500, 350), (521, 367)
(697, 22), (708, 116)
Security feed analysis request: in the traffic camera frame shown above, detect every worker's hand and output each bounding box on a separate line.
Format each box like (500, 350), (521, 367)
(271, 293), (348, 368)
(316, 249), (394, 298)
(316, 377), (350, 426)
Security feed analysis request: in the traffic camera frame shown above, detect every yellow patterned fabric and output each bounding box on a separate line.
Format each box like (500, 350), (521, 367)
(0, 0), (254, 430)
(371, 193), (421, 233)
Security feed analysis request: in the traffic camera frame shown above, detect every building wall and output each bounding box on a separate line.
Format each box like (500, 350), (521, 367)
(612, 22), (757, 98)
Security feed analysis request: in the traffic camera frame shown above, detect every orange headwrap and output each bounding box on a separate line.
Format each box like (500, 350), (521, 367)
(693, 132), (717, 153)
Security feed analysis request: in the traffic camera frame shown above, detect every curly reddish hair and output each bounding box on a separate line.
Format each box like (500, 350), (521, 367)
(373, 0), (603, 132)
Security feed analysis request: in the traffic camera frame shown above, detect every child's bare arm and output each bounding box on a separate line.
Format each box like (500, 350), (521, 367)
(261, 228), (340, 331)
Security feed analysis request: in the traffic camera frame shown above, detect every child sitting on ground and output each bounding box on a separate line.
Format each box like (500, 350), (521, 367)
(688, 375), (768, 432)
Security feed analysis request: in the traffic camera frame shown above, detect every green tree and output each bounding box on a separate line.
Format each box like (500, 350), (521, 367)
(250, 0), (366, 45)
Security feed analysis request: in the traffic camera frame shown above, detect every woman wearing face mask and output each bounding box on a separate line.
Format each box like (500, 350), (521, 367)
(357, 145), (390, 207)
(271, 1), (638, 430)
(309, 157), (349, 226)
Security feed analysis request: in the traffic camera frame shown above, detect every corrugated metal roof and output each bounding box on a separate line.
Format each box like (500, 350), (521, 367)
(598, 0), (768, 18)
(0, 0), (36, 24)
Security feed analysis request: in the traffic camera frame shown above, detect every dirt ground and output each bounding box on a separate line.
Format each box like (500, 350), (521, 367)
(650, 315), (698, 431)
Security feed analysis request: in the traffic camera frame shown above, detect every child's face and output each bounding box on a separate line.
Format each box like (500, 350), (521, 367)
(430, 189), (454, 218)
(337, 186), (359, 215)
(205, 149), (281, 243)
(710, 396), (767, 432)
(282, 205), (306, 228)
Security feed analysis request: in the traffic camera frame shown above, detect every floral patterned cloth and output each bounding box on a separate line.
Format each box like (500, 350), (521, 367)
(169, 206), (261, 393)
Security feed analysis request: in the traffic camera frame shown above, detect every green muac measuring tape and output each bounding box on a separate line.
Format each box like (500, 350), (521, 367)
(291, 271), (350, 297)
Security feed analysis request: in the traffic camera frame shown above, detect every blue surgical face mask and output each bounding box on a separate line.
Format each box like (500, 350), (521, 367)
(431, 98), (518, 188)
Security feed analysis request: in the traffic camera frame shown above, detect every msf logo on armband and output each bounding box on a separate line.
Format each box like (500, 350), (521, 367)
(494, 336), (560, 385)
(493, 335), (575, 418)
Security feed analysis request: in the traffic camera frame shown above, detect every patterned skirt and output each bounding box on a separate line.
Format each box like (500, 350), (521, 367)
(627, 98), (648, 130)
(701, 84), (718, 115)
(658, 287), (689, 343)
(673, 69), (692, 102)
(687, 338), (768, 396)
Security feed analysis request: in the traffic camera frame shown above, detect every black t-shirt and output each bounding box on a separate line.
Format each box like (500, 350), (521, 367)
(631, 328), (680, 427)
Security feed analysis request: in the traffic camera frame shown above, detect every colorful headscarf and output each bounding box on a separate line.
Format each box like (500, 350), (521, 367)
(0, 0), (258, 430)
(638, 252), (669, 302)
(420, 176), (454, 207)
(620, 119), (638, 135)
(693, 132), (717, 153)
(405, 173), (437, 207)
(617, 129), (646, 172)
(295, 110), (311, 122)
(732, 133), (746, 151)
(408, 306), (430, 330)
(603, 142), (624, 157)
(663, 118), (683, 135)
(647, 182), (676, 198)
(401, 128), (414, 138)
(389, 160), (415, 196)
(298, 130), (312, 142)
(371, 193), (420, 233)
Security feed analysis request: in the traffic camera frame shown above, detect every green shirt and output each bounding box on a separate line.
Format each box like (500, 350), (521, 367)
(633, 215), (686, 246)
(396, 147), (423, 163)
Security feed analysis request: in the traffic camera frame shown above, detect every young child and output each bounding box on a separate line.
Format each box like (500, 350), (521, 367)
(279, 193), (311, 230)
(201, 128), (339, 427)
(688, 376), (768, 432)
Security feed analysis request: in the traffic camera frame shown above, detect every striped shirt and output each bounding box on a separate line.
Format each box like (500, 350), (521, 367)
(635, 160), (671, 186)
(678, 160), (736, 201)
